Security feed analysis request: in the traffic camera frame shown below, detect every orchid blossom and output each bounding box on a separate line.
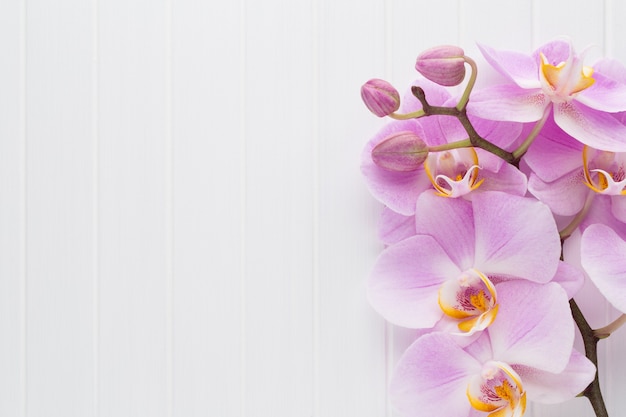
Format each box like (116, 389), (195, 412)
(367, 191), (567, 334)
(469, 39), (626, 152)
(361, 79), (526, 217)
(390, 281), (594, 417)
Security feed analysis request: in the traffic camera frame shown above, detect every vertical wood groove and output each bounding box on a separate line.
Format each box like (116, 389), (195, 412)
(91, 0), (99, 414)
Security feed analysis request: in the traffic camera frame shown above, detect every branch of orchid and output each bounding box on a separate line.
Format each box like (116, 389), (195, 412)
(595, 314), (626, 339)
(410, 86), (517, 164)
(511, 109), (550, 160)
(456, 56), (478, 111)
(559, 191), (595, 241)
(427, 138), (473, 152)
(570, 299), (609, 417)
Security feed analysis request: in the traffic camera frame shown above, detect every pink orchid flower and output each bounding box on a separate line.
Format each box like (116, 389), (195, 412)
(361, 79), (526, 217)
(524, 117), (626, 224)
(469, 39), (626, 151)
(390, 282), (595, 417)
(367, 191), (577, 334)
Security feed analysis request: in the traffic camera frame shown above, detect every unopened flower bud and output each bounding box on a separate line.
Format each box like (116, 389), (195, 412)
(361, 79), (401, 117)
(371, 131), (429, 172)
(415, 45), (466, 86)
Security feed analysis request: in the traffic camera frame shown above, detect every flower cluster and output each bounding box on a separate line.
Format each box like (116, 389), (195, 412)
(360, 39), (626, 417)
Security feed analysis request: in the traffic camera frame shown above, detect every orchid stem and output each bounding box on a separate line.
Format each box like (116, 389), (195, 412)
(456, 56), (478, 111)
(512, 108), (550, 160)
(389, 110), (425, 120)
(570, 299), (609, 417)
(428, 139), (473, 152)
(595, 314), (626, 339)
(410, 86), (517, 164)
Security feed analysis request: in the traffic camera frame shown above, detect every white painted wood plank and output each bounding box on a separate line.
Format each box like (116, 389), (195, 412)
(98, 1), (169, 415)
(242, 0), (315, 415)
(171, 2), (243, 416)
(0, 1), (25, 416)
(317, 1), (389, 416)
(25, 1), (96, 416)
(391, 0), (461, 87)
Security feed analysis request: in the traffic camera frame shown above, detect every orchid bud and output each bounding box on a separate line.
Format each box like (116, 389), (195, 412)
(372, 131), (429, 172)
(361, 79), (401, 117)
(415, 45), (466, 86)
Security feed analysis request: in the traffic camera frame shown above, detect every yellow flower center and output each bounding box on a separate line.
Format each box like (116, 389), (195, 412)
(539, 52), (595, 101)
(438, 269), (499, 334)
(467, 362), (527, 417)
(583, 145), (626, 195)
(424, 148), (484, 197)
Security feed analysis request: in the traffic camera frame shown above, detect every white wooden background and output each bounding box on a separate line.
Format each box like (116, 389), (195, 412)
(1, 1), (626, 416)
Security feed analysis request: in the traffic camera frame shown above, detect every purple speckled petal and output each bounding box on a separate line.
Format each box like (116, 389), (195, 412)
(553, 101), (626, 152)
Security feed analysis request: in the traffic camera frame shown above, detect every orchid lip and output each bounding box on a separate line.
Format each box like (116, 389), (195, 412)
(583, 145), (626, 195)
(438, 269), (499, 335)
(539, 50), (595, 102)
(424, 148), (484, 197)
(467, 361), (527, 417)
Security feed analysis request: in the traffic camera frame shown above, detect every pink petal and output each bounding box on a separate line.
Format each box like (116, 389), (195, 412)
(577, 72), (626, 112)
(414, 192), (475, 270)
(523, 118), (584, 183)
(390, 332), (480, 417)
(551, 261), (585, 299)
(488, 281), (574, 373)
(478, 43), (541, 89)
(378, 207), (416, 246)
(476, 159), (528, 196)
(531, 40), (571, 65)
(611, 195), (626, 224)
(468, 85), (548, 123)
(367, 235), (461, 328)
(554, 101), (626, 152)
(514, 349), (595, 404)
(581, 224), (626, 313)
(472, 192), (560, 282)
(527, 171), (589, 217)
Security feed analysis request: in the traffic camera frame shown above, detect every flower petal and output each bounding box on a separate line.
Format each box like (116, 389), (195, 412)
(378, 207), (416, 246)
(523, 118), (584, 183)
(472, 192), (560, 282)
(581, 223), (626, 313)
(414, 192), (475, 270)
(488, 281), (574, 373)
(554, 100), (626, 152)
(367, 235), (461, 328)
(611, 195), (626, 223)
(513, 349), (595, 404)
(476, 158), (528, 196)
(390, 332), (481, 417)
(551, 261), (585, 299)
(576, 72), (626, 112)
(468, 85), (548, 123)
(478, 43), (541, 89)
(527, 171), (589, 217)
